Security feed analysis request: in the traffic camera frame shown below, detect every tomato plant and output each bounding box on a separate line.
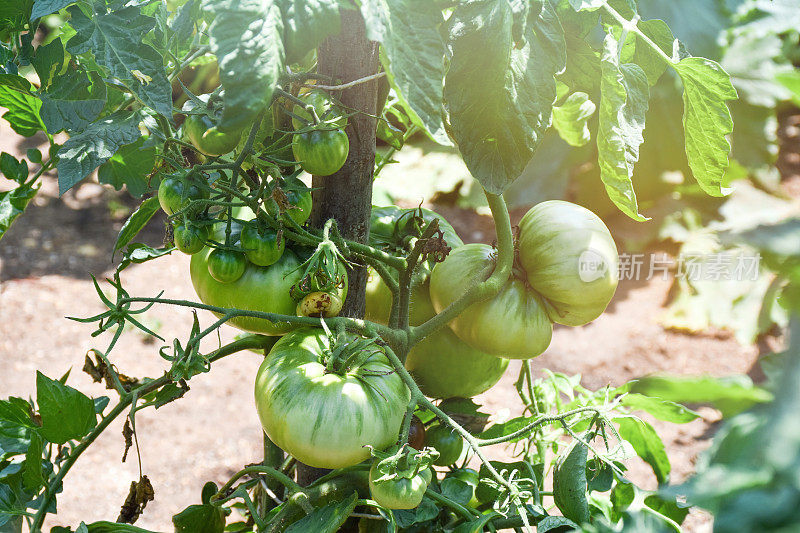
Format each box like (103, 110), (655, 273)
(0, 0), (751, 531)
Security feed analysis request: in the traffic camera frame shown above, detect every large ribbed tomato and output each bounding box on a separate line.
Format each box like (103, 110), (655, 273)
(429, 244), (553, 359)
(254, 328), (410, 469)
(518, 201), (619, 326)
(365, 269), (508, 399)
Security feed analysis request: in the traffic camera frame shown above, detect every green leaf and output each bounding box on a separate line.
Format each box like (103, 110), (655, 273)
(673, 57), (737, 197)
(552, 91), (595, 147)
(97, 137), (157, 197)
(55, 110), (143, 195)
(0, 399), (36, 430)
(66, 6), (172, 117)
(620, 19), (681, 86)
(0, 421), (30, 458)
(363, 0), (450, 145)
(172, 502), (225, 533)
(0, 484), (24, 529)
(113, 196), (161, 255)
(719, 31), (792, 108)
(537, 516), (580, 533)
(30, 38), (64, 89)
(776, 70), (800, 107)
(629, 374), (773, 418)
(553, 440), (590, 524)
(596, 33), (649, 221)
(39, 69), (107, 134)
(569, 0), (605, 10)
(30, 0), (74, 19)
(0, 0), (33, 32)
(444, 0), (565, 194)
(204, 0), (284, 133)
(285, 492), (357, 533)
(621, 393), (699, 424)
(278, 0), (341, 65)
(22, 432), (43, 494)
(36, 371), (97, 445)
(0, 74), (44, 136)
(452, 512), (502, 533)
(440, 478), (473, 508)
(615, 416), (670, 484)
(643, 494), (690, 526)
(118, 244), (173, 272)
(0, 182), (39, 242)
(0, 153), (28, 184)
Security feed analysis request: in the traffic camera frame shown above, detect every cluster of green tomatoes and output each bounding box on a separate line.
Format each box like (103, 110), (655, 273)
(161, 87), (619, 510)
(184, 89), (350, 177)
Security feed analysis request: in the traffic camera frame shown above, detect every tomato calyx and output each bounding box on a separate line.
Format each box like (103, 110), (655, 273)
(367, 443), (438, 483)
(289, 239), (349, 301)
(320, 330), (387, 377)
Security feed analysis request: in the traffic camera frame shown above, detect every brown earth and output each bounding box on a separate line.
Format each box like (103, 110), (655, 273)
(0, 117), (792, 531)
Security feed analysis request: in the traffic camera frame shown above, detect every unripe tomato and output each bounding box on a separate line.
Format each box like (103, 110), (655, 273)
(368, 463), (432, 510)
(263, 175), (313, 225)
(173, 222), (209, 255)
(240, 225), (284, 266)
(365, 269), (509, 398)
(425, 423), (464, 466)
(296, 291), (343, 318)
(207, 249), (246, 283)
(429, 244), (553, 359)
(255, 328), (410, 468)
(292, 90), (346, 130)
(518, 201), (619, 326)
(184, 113), (243, 157)
(292, 128), (349, 176)
(158, 176), (208, 216)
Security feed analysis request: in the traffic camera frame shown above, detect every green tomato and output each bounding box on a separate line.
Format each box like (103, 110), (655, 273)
(190, 247), (302, 335)
(292, 128), (349, 176)
(158, 176), (208, 216)
(365, 269), (508, 398)
(368, 463), (432, 510)
(240, 224), (284, 266)
(255, 328), (410, 468)
(446, 469), (480, 508)
(206, 249), (246, 283)
(173, 222), (210, 255)
(264, 175), (313, 225)
(369, 205), (464, 282)
(429, 244), (553, 359)
(184, 113), (243, 157)
(518, 201), (619, 326)
(425, 423), (464, 466)
(292, 90), (347, 130)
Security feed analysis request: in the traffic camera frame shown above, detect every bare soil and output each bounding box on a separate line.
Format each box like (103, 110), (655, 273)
(0, 118), (789, 531)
